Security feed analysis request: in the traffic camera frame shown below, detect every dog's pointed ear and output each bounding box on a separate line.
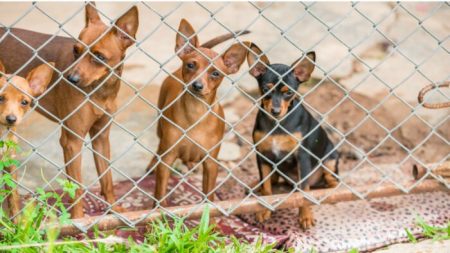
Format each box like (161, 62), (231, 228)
(26, 63), (55, 97)
(291, 51), (315, 82)
(222, 41), (251, 74)
(114, 6), (139, 49)
(247, 43), (270, 78)
(175, 19), (199, 58)
(85, 2), (101, 27)
(0, 60), (5, 77)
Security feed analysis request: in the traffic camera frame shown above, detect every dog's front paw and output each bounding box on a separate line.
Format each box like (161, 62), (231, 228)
(256, 209), (272, 223)
(298, 208), (315, 230)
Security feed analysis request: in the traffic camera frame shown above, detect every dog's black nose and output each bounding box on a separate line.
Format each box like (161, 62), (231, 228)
(67, 73), (80, 85)
(6, 115), (17, 125)
(271, 108), (281, 117)
(192, 81), (203, 91)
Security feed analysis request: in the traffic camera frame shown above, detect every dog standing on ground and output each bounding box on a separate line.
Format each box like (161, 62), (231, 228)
(247, 43), (339, 229)
(0, 3), (138, 218)
(0, 60), (54, 222)
(146, 19), (250, 208)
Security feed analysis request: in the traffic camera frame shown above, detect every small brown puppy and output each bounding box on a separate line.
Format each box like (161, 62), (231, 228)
(0, 2), (138, 218)
(0, 60), (54, 222)
(147, 19), (250, 208)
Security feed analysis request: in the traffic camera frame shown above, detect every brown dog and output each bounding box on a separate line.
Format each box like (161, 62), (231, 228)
(0, 3), (138, 218)
(147, 19), (250, 208)
(0, 60), (54, 222)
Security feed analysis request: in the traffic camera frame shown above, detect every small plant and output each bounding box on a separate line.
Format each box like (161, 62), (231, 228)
(0, 140), (21, 216)
(0, 140), (21, 168)
(146, 206), (220, 253)
(0, 177), (81, 252)
(405, 228), (417, 243)
(416, 217), (450, 241)
(146, 206), (282, 253)
(404, 216), (450, 243)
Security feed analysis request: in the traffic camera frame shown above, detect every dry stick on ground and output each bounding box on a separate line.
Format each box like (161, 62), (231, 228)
(53, 178), (447, 236)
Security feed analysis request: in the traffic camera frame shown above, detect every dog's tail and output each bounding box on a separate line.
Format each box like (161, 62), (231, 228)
(200, 30), (251, 49)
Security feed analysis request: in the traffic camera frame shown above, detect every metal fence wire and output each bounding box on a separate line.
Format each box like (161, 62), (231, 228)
(0, 2), (449, 233)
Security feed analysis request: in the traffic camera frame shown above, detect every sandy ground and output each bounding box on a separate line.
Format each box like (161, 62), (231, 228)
(373, 239), (450, 253)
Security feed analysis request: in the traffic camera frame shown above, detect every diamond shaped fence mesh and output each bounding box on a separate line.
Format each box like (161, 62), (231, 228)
(0, 2), (448, 234)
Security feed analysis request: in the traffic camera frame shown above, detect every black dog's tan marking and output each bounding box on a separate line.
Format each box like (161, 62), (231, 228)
(254, 131), (303, 162)
(248, 43), (339, 229)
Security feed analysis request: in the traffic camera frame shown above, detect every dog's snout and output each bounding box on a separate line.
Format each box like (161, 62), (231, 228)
(271, 107), (281, 117)
(67, 73), (81, 85)
(192, 81), (203, 91)
(6, 115), (17, 125)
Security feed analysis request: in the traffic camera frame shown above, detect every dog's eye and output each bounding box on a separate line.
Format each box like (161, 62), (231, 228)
(262, 87), (270, 94)
(285, 90), (295, 97)
(0, 96), (4, 103)
(93, 52), (106, 63)
(21, 100), (29, 106)
(211, 71), (221, 78)
(73, 47), (81, 58)
(186, 62), (195, 69)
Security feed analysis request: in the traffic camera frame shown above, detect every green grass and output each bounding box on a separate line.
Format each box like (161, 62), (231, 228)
(405, 217), (450, 243)
(0, 202), (283, 252)
(0, 140), (284, 252)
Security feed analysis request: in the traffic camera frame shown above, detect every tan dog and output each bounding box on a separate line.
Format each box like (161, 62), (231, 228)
(0, 2), (138, 218)
(0, 60), (54, 222)
(147, 19), (250, 208)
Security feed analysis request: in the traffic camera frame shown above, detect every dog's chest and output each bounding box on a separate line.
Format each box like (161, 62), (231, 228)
(176, 117), (224, 163)
(253, 131), (302, 161)
(178, 132), (221, 162)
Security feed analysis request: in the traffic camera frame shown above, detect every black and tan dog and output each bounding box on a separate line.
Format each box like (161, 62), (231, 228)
(247, 44), (339, 229)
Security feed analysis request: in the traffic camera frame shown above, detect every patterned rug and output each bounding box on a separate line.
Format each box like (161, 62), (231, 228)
(45, 173), (450, 252)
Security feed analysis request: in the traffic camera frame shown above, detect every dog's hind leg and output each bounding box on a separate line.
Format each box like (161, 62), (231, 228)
(323, 159), (339, 188)
(146, 156), (158, 174)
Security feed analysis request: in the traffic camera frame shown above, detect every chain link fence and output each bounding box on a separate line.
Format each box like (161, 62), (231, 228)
(0, 2), (449, 233)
